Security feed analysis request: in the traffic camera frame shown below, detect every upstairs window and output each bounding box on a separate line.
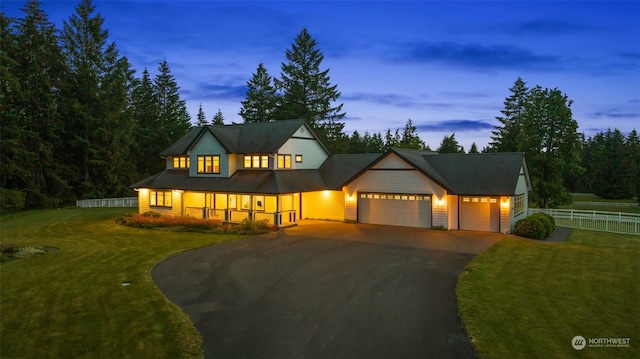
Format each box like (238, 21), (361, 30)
(243, 155), (269, 168)
(295, 155), (303, 163)
(197, 155), (220, 173)
(150, 190), (172, 208)
(277, 154), (292, 169)
(173, 156), (190, 169)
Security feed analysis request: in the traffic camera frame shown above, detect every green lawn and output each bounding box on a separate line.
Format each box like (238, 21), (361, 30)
(0, 208), (246, 358)
(457, 230), (640, 359)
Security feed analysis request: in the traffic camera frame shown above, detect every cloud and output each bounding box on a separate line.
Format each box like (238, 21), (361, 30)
(190, 83), (248, 101)
(439, 91), (491, 99)
(342, 92), (459, 111)
(588, 111), (639, 119)
(415, 120), (495, 132)
(392, 41), (561, 71)
(500, 20), (600, 36)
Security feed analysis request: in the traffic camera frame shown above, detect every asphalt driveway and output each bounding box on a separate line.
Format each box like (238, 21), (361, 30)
(152, 221), (503, 358)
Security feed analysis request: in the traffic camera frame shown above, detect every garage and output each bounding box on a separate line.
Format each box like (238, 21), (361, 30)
(459, 197), (500, 232)
(358, 193), (431, 228)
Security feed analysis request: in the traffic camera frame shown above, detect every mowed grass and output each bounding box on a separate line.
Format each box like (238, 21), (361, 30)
(457, 230), (640, 359)
(0, 208), (246, 358)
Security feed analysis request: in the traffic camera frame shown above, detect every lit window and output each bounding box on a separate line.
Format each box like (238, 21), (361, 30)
(463, 197), (470, 202)
(173, 156), (190, 169)
(197, 155), (220, 173)
(295, 155), (303, 163)
(472, 198), (479, 203)
(490, 198), (497, 203)
(150, 191), (172, 208)
(244, 155), (269, 168)
(481, 198), (488, 203)
(374, 194), (380, 199)
(277, 154), (291, 168)
(409, 195), (415, 201)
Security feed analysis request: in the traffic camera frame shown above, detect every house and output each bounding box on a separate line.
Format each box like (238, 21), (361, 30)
(131, 119), (531, 233)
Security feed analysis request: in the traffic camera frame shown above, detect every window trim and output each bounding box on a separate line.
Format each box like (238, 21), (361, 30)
(197, 155), (220, 174)
(514, 193), (525, 216)
(173, 156), (190, 169)
(277, 154), (292, 169)
(150, 190), (172, 208)
(243, 154), (269, 169)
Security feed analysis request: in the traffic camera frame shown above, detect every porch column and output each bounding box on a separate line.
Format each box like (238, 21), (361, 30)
(274, 195), (282, 227)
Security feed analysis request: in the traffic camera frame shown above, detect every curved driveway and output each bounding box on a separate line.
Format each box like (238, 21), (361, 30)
(152, 221), (503, 358)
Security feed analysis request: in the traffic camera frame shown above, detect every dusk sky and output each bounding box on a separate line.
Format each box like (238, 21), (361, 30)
(4, 0), (639, 150)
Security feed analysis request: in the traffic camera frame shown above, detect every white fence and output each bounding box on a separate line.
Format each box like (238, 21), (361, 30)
(76, 197), (138, 208)
(528, 208), (640, 236)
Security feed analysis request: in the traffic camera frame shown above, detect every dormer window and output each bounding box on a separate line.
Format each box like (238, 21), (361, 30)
(173, 156), (190, 169)
(198, 155), (220, 173)
(244, 155), (269, 168)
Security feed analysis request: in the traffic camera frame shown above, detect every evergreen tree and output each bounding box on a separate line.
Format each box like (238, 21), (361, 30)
(239, 62), (278, 123)
(468, 142), (480, 154)
(438, 133), (464, 153)
(349, 130), (365, 153)
(154, 59), (191, 148)
(212, 108), (225, 125)
(196, 103), (208, 126)
(131, 68), (161, 175)
(627, 130), (640, 203)
(369, 132), (385, 153)
(491, 77), (528, 151)
(589, 129), (635, 199)
(275, 28), (346, 150)
(399, 119), (426, 149)
(384, 128), (400, 148)
(0, 11), (30, 211)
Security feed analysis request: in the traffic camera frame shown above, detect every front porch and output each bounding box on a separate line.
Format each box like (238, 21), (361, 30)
(183, 192), (300, 227)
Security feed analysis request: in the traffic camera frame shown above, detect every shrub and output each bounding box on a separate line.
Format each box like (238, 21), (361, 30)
(528, 213), (555, 237)
(0, 188), (26, 214)
(118, 213), (222, 231)
(235, 219), (271, 235)
(513, 218), (546, 240)
(0, 242), (16, 254)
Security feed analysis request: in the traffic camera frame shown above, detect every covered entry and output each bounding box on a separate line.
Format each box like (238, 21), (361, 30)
(459, 196), (499, 232)
(358, 193), (432, 228)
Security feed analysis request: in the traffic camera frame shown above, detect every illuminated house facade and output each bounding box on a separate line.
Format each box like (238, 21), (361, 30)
(132, 119), (531, 233)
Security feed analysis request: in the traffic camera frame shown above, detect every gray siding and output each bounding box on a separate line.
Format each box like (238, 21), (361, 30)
(189, 131), (229, 177)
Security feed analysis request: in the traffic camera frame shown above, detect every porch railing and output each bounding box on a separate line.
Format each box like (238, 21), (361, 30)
(528, 208), (640, 236)
(185, 207), (297, 226)
(76, 197), (138, 208)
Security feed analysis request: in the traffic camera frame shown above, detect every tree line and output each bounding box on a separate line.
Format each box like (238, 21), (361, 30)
(1, 0), (637, 213)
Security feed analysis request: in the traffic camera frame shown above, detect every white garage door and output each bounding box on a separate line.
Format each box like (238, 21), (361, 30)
(358, 193), (431, 228)
(460, 197), (500, 232)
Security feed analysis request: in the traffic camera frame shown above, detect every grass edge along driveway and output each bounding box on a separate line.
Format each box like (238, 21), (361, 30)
(457, 230), (640, 359)
(0, 208), (245, 359)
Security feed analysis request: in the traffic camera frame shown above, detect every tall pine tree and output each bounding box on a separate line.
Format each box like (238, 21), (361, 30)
(196, 103), (208, 126)
(275, 28), (346, 151)
(239, 62), (278, 123)
(131, 68), (160, 175)
(491, 77), (528, 151)
(154, 59), (192, 152)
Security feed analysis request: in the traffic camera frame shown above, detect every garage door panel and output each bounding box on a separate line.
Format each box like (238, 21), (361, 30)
(358, 193), (431, 228)
(460, 197), (499, 232)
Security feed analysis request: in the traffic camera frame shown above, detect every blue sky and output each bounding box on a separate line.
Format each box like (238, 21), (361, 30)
(3, 0), (639, 150)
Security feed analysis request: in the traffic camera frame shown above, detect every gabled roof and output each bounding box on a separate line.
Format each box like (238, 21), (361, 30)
(319, 153), (381, 189)
(392, 148), (527, 196)
(160, 119), (330, 156)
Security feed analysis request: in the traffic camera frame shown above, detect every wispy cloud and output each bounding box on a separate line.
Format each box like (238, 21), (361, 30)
(191, 83), (248, 101)
(494, 20), (600, 36)
(588, 111), (639, 119)
(392, 41), (561, 71)
(416, 120), (495, 132)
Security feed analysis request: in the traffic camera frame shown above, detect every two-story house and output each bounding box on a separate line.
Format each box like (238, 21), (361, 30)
(132, 119), (531, 233)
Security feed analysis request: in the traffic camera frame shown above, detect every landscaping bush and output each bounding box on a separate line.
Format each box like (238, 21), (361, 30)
(513, 218), (546, 240)
(236, 219), (271, 235)
(528, 213), (555, 237)
(118, 213), (272, 235)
